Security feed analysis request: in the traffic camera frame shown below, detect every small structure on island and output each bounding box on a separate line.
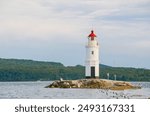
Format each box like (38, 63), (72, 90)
(85, 30), (99, 79)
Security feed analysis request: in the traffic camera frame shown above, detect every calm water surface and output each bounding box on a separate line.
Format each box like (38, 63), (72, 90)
(0, 81), (150, 99)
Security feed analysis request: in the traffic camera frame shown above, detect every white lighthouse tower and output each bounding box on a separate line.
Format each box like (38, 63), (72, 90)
(85, 30), (99, 79)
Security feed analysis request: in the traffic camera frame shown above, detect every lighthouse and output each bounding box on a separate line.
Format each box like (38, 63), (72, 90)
(85, 30), (99, 79)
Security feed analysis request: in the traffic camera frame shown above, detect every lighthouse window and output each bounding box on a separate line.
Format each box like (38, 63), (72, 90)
(91, 51), (94, 55)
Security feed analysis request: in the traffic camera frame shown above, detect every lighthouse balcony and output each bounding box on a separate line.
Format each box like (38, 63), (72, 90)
(86, 40), (99, 47)
(85, 60), (99, 66)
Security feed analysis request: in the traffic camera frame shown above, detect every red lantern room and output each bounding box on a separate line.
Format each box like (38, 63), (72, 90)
(88, 30), (97, 40)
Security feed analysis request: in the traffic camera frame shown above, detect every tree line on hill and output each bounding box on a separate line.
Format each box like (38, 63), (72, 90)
(0, 58), (150, 81)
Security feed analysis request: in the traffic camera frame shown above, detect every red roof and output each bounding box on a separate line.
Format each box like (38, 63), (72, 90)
(88, 30), (96, 40)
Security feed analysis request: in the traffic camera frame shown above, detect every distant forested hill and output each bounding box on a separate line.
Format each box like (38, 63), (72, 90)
(0, 58), (150, 81)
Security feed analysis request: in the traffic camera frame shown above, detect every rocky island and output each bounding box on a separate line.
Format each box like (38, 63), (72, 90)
(46, 79), (140, 90)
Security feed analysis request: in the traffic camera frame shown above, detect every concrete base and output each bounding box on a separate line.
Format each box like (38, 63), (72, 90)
(86, 76), (99, 79)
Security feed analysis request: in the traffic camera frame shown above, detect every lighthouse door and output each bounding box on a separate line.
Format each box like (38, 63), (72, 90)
(91, 67), (95, 77)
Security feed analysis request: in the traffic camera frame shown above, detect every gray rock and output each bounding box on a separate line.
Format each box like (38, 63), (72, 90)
(46, 79), (140, 90)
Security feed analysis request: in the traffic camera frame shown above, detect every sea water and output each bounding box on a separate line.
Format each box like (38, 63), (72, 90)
(0, 81), (150, 99)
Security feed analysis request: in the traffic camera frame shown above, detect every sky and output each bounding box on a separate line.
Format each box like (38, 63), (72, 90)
(0, 0), (150, 69)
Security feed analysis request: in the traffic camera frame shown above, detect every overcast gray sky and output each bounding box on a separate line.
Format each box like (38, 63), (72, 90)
(0, 0), (150, 69)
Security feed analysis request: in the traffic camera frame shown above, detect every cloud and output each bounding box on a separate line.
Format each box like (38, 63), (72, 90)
(0, 0), (150, 68)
